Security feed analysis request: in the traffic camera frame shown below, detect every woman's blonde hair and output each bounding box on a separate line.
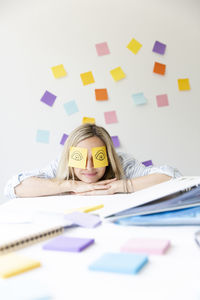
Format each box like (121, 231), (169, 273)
(56, 123), (124, 181)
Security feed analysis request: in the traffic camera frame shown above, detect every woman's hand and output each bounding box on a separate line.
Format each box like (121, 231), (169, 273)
(66, 178), (117, 194)
(72, 179), (128, 196)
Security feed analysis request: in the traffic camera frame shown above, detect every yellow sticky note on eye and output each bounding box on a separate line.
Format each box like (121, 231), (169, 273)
(0, 253), (41, 278)
(110, 67), (126, 81)
(68, 147), (87, 169)
(127, 38), (142, 54)
(51, 64), (67, 78)
(92, 146), (108, 168)
(82, 117), (96, 124)
(177, 78), (190, 91)
(80, 71), (95, 85)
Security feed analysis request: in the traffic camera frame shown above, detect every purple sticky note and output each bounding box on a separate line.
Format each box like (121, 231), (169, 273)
(43, 236), (94, 252)
(121, 238), (171, 255)
(156, 94), (169, 107)
(111, 136), (120, 148)
(65, 212), (101, 228)
(104, 111), (118, 124)
(95, 42), (110, 56)
(142, 160), (153, 167)
(40, 90), (57, 107)
(152, 41), (166, 55)
(60, 133), (68, 145)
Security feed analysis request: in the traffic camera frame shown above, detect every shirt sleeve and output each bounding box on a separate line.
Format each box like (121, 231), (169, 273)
(4, 158), (59, 200)
(118, 152), (182, 179)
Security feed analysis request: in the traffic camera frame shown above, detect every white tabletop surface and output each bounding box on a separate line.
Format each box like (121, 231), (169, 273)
(0, 194), (200, 300)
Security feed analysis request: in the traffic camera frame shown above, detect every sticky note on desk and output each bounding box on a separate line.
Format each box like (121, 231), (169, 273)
(89, 252), (148, 275)
(64, 204), (104, 214)
(65, 211), (102, 228)
(43, 236), (94, 252)
(0, 254), (41, 278)
(121, 238), (170, 255)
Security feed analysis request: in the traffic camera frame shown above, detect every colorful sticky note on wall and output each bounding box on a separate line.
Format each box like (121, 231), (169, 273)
(89, 252), (148, 275)
(92, 146), (108, 168)
(111, 136), (120, 148)
(127, 38), (142, 54)
(142, 160), (153, 167)
(68, 146), (87, 169)
(36, 130), (50, 144)
(132, 93), (147, 105)
(152, 41), (166, 55)
(82, 117), (95, 124)
(0, 253), (41, 278)
(64, 100), (79, 116)
(80, 71), (95, 85)
(156, 94), (169, 107)
(177, 78), (191, 91)
(104, 111), (118, 124)
(51, 64), (67, 78)
(95, 89), (108, 101)
(95, 42), (110, 56)
(110, 67), (126, 81)
(153, 62), (166, 75)
(40, 90), (57, 107)
(60, 133), (68, 146)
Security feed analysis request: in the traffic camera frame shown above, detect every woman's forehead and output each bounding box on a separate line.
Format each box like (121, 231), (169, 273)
(76, 136), (105, 149)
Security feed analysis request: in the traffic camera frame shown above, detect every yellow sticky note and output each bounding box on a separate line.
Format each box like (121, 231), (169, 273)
(80, 71), (95, 85)
(127, 38), (142, 54)
(0, 253), (41, 278)
(82, 117), (96, 124)
(68, 147), (87, 169)
(110, 67), (126, 81)
(64, 204), (104, 214)
(178, 78), (190, 91)
(92, 146), (108, 168)
(51, 64), (67, 78)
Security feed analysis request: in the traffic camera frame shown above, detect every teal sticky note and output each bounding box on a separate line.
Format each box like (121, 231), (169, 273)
(36, 130), (50, 144)
(63, 100), (79, 116)
(132, 93), (147, 105)
(89, 252), (148, 275)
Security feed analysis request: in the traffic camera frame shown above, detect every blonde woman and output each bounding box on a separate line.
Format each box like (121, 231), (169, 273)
(4, 124), (181, 199)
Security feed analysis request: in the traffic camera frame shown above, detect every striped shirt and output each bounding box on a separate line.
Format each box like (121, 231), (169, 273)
(4, 152), (182, 200)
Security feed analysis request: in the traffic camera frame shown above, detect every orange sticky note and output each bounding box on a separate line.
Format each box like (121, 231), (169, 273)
(177, 78), (190, 91)
(127, 38), (142, 54)
(80, 71), (95, 85)
(82, 117), (95, 124)
(95, 89), (108, 101)
(110, 67), (126, 81)
(51, 64), (67, 78)
(153, 62), (166, 75)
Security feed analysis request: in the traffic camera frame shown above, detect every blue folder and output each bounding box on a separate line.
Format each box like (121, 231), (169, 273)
(114, 206), (200, 226)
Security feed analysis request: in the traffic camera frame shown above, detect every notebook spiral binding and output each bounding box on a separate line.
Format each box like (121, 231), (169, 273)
(0, 225), (65, 255)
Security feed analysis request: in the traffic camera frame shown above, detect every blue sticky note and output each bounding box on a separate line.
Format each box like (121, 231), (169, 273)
(89, 252), (148, 275)
(0, 277), (52, 300)
(132, 93), (147, 105)
(43, 236), (94, 252)
(36, 130), (50, 144)
(63, 100), (79, 116)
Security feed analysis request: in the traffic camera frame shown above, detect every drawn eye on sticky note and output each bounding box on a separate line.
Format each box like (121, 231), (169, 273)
(68, 147), (87, 169)
(92, 146), (108, 168)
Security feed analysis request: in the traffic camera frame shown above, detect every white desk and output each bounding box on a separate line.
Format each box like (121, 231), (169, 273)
(0, 195), (200, 300)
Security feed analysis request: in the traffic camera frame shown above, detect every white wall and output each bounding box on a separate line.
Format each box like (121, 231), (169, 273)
(1, 0), (200, 202)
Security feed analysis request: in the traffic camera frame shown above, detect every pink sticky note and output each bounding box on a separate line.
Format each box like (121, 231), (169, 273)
(156, 94), (169, 107)
(95, 42), (110, 56)
(121, 238), (170, 255)
(104, 111), (118, 124)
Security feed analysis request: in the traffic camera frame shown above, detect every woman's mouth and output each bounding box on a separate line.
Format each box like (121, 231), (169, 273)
(82, 172), (97, 177)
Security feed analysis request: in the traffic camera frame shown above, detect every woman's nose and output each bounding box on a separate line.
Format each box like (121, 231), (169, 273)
(86, 156), (94, 169)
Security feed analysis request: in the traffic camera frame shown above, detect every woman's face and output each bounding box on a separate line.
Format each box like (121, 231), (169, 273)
(73, 136), (107, 183)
